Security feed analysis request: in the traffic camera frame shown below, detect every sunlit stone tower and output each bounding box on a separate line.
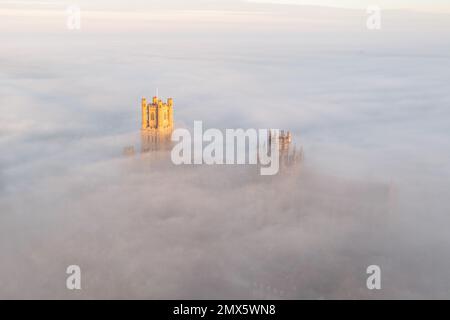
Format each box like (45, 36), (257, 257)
(141, 96), (174, 131)
(140, 96), (174, 153)
(269, 130), (303, 172)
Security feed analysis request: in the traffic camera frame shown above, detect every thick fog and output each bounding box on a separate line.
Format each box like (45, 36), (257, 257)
(1, 1), (450, 299)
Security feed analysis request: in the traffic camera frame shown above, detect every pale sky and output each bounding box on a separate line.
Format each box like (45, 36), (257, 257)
(249, 0), (450, 13)
(1, 0), (450, 13)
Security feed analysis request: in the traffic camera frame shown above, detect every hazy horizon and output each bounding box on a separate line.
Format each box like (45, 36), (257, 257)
(2, 0), (450, 14)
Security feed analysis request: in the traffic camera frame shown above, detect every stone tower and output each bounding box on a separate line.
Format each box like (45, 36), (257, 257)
(140, 96), (174, 153)
(269, 130), (303, 172)
(141, 96), (174, 131)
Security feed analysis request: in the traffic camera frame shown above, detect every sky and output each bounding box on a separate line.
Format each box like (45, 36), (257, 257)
(250, 0), (450, 13)
(1, 0), (450, 13)
(1, 0), (450, 299)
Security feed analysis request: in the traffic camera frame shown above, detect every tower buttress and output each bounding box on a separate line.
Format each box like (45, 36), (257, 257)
(141, 97), (149, 129)
(168, 98), (174, 128)
(157, 100), (164, 128)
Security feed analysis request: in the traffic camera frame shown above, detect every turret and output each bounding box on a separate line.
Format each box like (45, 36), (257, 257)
(167, 98), (174, 128)
(157, 100), (164, 128)
(141, 97), (148, 129)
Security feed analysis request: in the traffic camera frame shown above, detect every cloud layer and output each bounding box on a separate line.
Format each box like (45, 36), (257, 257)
(1, 2), (450, 298)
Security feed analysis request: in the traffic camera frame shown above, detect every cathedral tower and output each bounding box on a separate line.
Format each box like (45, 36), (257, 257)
(140, 95), (174, 153)
(141, 95), (174, 131)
